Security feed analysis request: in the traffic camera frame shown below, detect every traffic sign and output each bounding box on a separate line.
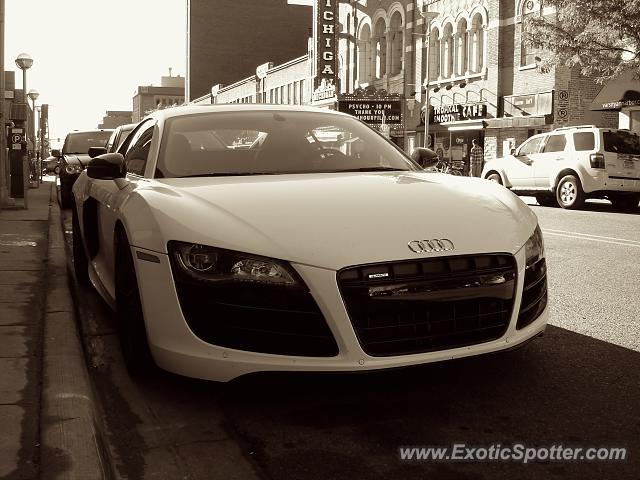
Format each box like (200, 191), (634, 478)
(11, 133), (22, 144)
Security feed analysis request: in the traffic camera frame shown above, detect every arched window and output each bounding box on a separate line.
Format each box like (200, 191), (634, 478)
(470, 13), (485, 73)
(389, 11), (403, 76)
(520, 0), (540, 67)
(428, 27), (440, 81)
(358, 24), (372, 85)
(374, 18), (387, 79)
(442, 23), (454, 78)
(455, 19), (468, 76)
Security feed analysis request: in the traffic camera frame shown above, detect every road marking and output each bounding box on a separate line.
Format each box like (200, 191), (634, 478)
(543, 229), (640, 248)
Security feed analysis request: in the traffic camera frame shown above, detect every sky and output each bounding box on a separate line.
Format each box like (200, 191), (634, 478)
(5, 0), (186, 148)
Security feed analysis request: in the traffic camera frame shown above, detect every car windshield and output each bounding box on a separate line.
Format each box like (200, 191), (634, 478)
(156, 110), (418, 178)
(63, 131), (112, 154)
(602, 130), (640, 155)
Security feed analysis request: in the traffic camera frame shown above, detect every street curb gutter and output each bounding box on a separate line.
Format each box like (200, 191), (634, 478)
(40, 183), (112, 480)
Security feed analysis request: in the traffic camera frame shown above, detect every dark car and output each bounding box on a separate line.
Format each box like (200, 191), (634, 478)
(55, 129), (113, 208)
(42, 155), (60, 175)
(410, 147), (439, 169)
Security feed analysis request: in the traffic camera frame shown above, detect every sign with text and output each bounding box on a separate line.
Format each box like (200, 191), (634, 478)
(312, 0), (338, 102)
(338, 99), (403, 126)
(430, 103), (488, 124)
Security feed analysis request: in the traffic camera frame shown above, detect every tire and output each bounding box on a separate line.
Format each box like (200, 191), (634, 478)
(535, 194), (558, 208)
(555, 174), (584, 209)
(115, 229), (156, 377)
(610, 194), (640, 212)
(72, 206), (90, 286)
(450, 169), (463, 176)
(486, 173), (502, 184)
(54, 165), (60, 175)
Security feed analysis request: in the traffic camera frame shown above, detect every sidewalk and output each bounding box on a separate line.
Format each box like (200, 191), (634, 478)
(0, 180), (107, 479)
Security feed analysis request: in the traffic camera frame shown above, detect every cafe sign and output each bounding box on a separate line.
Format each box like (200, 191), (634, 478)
(312, 0), (338, 102)
(430, 103), (487, 124)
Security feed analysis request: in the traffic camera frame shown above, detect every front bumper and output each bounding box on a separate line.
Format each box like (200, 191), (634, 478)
(133, 246), (548, 382)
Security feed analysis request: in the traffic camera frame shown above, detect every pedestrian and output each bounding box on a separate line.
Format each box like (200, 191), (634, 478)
(470, 139), (484, 177)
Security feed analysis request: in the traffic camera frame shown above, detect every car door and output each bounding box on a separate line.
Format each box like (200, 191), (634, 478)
(91, 120), (156, 302)
(534, 133), (568, 187)
(506, 135), (545, 188)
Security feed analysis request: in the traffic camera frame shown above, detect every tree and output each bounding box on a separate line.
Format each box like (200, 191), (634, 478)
(524, 0), (640, 83)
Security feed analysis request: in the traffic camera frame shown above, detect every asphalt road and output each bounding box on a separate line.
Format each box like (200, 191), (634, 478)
(61, 195), (640, 480)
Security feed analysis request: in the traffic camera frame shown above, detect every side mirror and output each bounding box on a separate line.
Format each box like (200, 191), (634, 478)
(87, 153), (125, 180)
(88, 146), (107, 158)
(51, 148), (61, 157)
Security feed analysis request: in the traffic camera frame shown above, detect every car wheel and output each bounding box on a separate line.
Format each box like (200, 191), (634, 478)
(610, 194), (640, 212)
(486, 173), (502, 184)
(115, 229), (156, 377)
(54, 165), (60, 175)
(72, 206), (90, 286)
(535, 194), (558, 208)
(555, 174), (584, 209)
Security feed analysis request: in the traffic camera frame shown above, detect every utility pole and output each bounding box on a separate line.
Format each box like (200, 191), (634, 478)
(0, 0), (6, 210)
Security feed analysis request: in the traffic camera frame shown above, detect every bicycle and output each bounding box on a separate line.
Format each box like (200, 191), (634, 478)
(433, 159), (463, 176)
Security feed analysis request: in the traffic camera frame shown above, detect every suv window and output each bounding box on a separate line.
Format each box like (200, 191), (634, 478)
(573, 132), (595, 151)
(518, 136), (544, 156)
(603, 130), (640, 154)
(543, 134), (567, 153)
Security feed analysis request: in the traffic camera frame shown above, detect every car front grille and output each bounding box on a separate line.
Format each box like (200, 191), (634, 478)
(171, 278), (338, 357)
(517, 258), (547, 329)
(337, 254), (517, 357)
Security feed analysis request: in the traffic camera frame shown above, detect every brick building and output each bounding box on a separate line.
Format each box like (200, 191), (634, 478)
(187, 0), (313, 102)
(190, 0), (618, 163)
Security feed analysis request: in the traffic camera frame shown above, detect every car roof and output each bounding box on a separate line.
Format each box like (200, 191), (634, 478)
(67, 129), (114, 135)
(146, 103), (354, 122)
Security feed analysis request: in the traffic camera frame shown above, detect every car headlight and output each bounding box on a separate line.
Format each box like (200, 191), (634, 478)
(64, 164), (83, 174)
(168, 241), (300, 286)
(524, 224), (544, 267)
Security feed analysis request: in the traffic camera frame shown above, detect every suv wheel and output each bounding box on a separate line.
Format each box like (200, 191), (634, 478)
(555, 174), (584, 209)
(72, 206), (90, 286)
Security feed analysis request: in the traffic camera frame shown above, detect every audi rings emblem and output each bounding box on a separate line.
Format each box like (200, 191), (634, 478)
(408, 239), (455, 254)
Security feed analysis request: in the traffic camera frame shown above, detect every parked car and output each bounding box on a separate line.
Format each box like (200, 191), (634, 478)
(106, 123), (137, 153)
(72, 104), (548, 382)
(41, 155), (60, 175)
(481, 125), (640, 210)
(54, 129), (113, 208)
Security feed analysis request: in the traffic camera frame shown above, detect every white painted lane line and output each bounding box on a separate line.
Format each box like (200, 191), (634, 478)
(543, 231), (640, 248)
(543, 229), (640, 246)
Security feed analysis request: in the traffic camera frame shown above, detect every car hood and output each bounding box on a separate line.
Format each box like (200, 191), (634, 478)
(141, 172), (537, 270)
(63, 154), (91, 166)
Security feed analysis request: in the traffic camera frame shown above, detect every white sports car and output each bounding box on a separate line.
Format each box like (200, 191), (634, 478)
(72, 104), (548, 382)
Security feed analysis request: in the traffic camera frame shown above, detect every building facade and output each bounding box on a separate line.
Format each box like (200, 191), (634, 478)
(132, 75), (185, 122)
(191, 0), (619, 164)
(187, 0), (313, 102)
(98, 110), (133, 129)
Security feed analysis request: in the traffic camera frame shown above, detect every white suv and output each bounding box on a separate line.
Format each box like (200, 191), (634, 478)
(481, 125), (640, 210)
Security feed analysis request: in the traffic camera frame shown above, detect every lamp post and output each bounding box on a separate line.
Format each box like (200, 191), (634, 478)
(419, 9), (439, 148)
(14, 53), (33, 205)
(28, 89), (40, 183)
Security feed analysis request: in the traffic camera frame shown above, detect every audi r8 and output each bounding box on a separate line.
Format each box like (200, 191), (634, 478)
(71, 104), (548, 382)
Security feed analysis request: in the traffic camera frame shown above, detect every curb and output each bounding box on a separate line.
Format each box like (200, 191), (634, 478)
(40, 183), (112, 479)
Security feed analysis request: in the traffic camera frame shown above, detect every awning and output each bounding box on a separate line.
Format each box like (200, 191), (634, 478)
(589, 70), (640, 111)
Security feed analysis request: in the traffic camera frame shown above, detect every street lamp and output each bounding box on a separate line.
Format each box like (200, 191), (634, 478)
(28, 89), (40, 182)
(419, 9), (439, 148)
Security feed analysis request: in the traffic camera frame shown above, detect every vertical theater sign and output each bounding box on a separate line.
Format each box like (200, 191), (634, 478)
(312, 0), (338, 104)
